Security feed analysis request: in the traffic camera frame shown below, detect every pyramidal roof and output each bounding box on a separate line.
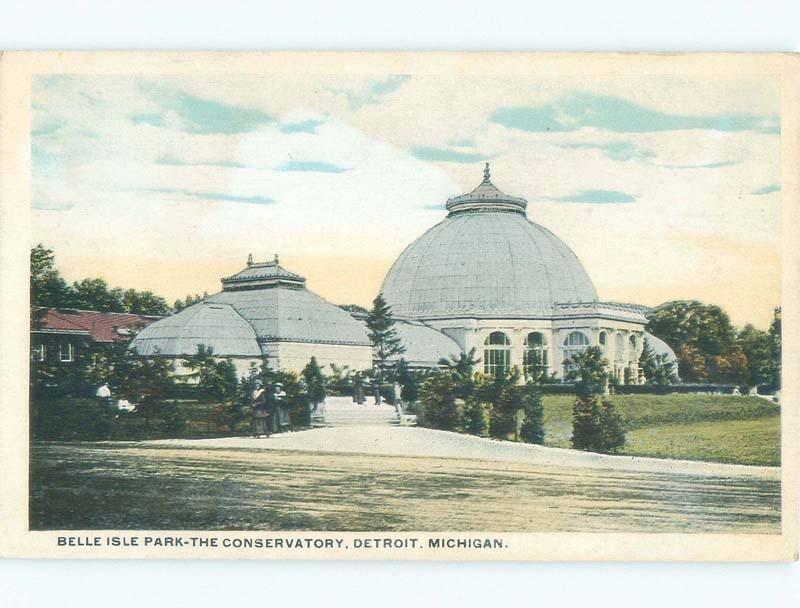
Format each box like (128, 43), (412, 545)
(221, 254), (306, 291)
(445, 163), (527, 216)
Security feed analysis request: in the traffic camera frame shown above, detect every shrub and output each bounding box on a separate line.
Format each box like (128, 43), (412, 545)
(598, 399), (625, 452)
(571, 394), (603, 451)
(161, 401), (186, 435)
(569, 347), (626, 453)
(420, 373), (460, 430)
(461, 398), (488, 436)
(301, 357), (327, 407)
(519, 386), (545, 444)
(31, 397), (116, 441)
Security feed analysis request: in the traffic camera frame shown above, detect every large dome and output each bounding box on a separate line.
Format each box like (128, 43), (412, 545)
(381, 165), (598, 319)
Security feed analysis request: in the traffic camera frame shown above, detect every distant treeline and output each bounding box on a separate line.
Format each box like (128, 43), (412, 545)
(31, 244), (172, 316)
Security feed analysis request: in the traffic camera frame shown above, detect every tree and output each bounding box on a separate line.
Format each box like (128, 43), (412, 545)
(395, 358), (420, 403)
(71, 277), (125, 312)
(122, 288), (171, 316)
(181, 344), (238, 401)
(438, 347), (480, 400)
(30, 244), (72, 309)
(301, 357), (327, 408)
(280, 370), (311, 428)
(767, 308), (781, 388)
(519, 384), (545, 444)
(108, 353), (176, 429)
(569, 347), (626, 453)
(461, 398), (488, 436)
(638, 338), (659, 383)
(647, 300), (745, 383)
(419, 372), (460, 430)
(483, 367), (523, 440)
(366, 293), (405, 373)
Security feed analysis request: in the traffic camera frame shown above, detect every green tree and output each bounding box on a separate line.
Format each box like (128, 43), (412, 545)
(652, 354), (677, 386)
(70, 277), (125, 312)
(461, 398), (488, 437)
(281, 369), (311, 428)
(301, 356), (327, 407)
(519, 384), (545, 444)
(739, 321), (781, 388)
(767, 308), (781, 388)
(419, 372), (460, 430)
(121, 288), (171, 316)
(395, 358), (421, 403)
(438, 347), (480, 400)
(181, 344), (238, 401)
(482, 368), (524, 440)
(108, 353), (176, 429)
(647, 300), (747, 383)
(366, 293), (405, 374)
(569, 347), (626, 453)
(30, 244), (73, 309)
(638, 339), (659, 383)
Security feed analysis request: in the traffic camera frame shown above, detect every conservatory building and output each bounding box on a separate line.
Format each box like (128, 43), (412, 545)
(131, 164), (676, 383)
(380, 164), (672, 382)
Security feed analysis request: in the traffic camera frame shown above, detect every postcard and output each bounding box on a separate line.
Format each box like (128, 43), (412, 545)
(0, 52), (797, 560)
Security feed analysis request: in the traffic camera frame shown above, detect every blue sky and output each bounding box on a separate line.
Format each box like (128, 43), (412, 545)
(30, 71), (782, 327)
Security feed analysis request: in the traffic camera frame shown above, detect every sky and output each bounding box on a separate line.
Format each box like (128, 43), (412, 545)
(31, 72), (781, 328)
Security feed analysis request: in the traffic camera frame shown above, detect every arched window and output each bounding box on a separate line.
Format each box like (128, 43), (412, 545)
(562, 331), (590, 376)
(483, 331), (511, 379)
(615, 333), (625, 361)
(523, 332), (549, 380)
(598, 331), (607, 348)
(629, 335), (638, 361)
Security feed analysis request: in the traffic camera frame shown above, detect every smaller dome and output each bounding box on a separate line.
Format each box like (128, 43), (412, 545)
(130, 302), (261, 357)
(387, 320), (462, 368)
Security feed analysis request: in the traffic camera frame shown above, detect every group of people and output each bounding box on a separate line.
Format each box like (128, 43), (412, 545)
(250, 383), (290, 437)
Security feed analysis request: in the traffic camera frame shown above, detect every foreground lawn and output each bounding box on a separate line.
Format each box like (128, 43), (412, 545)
(541, 395), (780, 466)
(29, 443), (780, 533)
(623, 417), (781, 466)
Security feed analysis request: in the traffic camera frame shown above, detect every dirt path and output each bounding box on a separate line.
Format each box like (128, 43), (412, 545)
(148, 425), (779, 480)
(30, 442), (781, 533)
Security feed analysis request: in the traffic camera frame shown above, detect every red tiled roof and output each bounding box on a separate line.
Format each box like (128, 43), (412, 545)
(33, 308), (161, 343)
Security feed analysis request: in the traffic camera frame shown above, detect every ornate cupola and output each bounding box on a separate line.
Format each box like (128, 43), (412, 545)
(445, 163), (528, 217)
(221, 254), (306, 291)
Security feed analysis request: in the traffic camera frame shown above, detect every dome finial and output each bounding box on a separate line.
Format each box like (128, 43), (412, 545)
(483, 162), (491, 183)
(247, 253), (253, 266)
(274, 253), (280, 265)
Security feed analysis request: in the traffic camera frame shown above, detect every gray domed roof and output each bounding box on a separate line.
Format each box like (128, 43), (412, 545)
(130, 256), (370, 357)
(206, 287), (369, 345)
(382, 166), (598, 319)
(130, 301), (261, 357)
(387, 320), (462, 367)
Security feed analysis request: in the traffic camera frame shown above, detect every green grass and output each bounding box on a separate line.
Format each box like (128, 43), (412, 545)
(542, 395), (780, 466)
(623, 417), (781, 466)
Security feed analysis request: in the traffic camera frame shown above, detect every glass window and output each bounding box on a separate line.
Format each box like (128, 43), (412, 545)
(523, 332), (549, 381)
(483, 331), (511, 379)
(599, 331), (607, 347)
(629, 335), (638, 360)
(615, 333), (625, 360)
(562, 331), (590, 376)
(59, 342), (74, 362)
(33, 343), (46, 362)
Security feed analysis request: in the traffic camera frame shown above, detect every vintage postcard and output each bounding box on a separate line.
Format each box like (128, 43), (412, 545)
(0, 52), (797, 560)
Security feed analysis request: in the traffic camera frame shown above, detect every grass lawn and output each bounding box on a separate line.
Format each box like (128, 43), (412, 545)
(541, 395), (780, 466)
